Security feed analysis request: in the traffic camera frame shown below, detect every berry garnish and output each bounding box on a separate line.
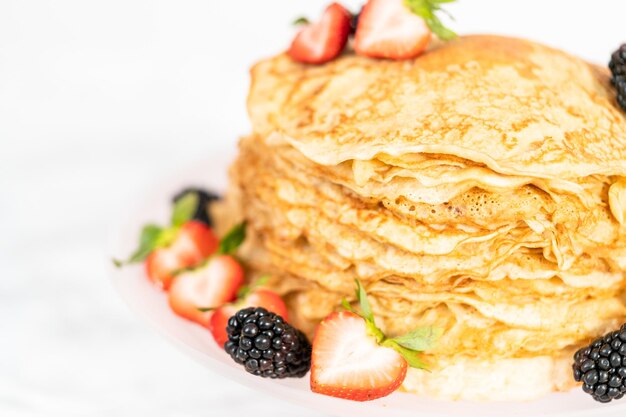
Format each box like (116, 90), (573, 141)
(573, 324), (626, 403)
(208, 280), (289, 347)
(350, 6), (362, 35)
(168, 223), (247, 326)
(172, 188), (220, 227)
(288, 3), (352, 65)
(354, 0), (432, 60)
(404, 0), (457, 41)
(609, 44), (626, 112)
(225, 307), (311, 378)
(113, 194), (219, 290)
(145, 221), (218, 289)
(169, 254), (244, 327)
(310, 280), (441, 401)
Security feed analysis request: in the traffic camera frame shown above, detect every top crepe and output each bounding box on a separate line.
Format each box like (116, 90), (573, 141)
(248, 35), (626, 179)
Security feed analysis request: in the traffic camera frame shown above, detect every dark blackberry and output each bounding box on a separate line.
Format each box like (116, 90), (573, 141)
(350, 7), (362, 35)
(224, 307), (311, 378)
(172, 188), (220, 227)
(573, 323), (626, 403)
(609, 44), (626, 112)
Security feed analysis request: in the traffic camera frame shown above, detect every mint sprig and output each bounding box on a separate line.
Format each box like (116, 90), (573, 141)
(236, 275), (269, 299)
(293, 16), (310, 26)
(218, 222), (247, 255)
(113, 191), (204, 267)
(343, 279), (441, 370)
(391, 326), (443, 351)
(171, 192), (198, 227)
(404, 0), (457, 41)
(113, 224), (163, 267)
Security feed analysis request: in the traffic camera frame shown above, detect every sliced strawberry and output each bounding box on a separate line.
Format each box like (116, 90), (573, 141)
(310, 311), (407, 401)
(354, 0), (432, 60)
(168, 255), (244, 327)
(145, 221), (218, 290)
(209, 288), (289, 348)
(288, 3), (352, 64)
(207, 304), (238, 347)
(245, 289), (289, 321)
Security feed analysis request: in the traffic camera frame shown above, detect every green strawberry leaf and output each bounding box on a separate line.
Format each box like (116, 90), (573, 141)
(383, 340), (431, 370)
(113, 224), (163, 267)
(218, 222), (247, 255)
(171, 192), (199, 227)
(391, 326), (443, 351)
(341, 298), (354, 313)
(293, 16), (310, 26)
(365, 319), (385, 345)
(404, 0), (457, 41)
(197, 307), (215, 313)
(354, 279), (375, 324)
(255, 275), (270, 287)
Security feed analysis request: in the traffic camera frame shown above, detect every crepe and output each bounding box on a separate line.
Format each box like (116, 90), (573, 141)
(248, 35), (626, 179)
(216, 34), (626, 401)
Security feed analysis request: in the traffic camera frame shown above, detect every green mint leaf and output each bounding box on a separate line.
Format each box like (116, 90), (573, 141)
(354, 279), (375, 324)
(424, 16), (457, 41)
(255, 275), (270, 287)
(154, 226), (179, 247)
(341, 298), (354, 313)
(197, 307), (215, 312)
(404, 0), (457, 41)
(293, 16), (310, 26)
(171, 192), (199, 227)
(383, 340), (430, 370)
(113, 224), (164, 267)
(218, 222), (247, 255)
(237, 275), (270, 299)
(236, 285), (251, 299)
(391, 327), (443, 351)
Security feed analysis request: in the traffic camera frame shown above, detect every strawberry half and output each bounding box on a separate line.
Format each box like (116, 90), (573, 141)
(354, 0), (432, 60)
(288, 3), (352, 65)
(146, 221), (218, 290)
(209, 288), (289, 348)
(310, 280), (441, 401)
(168, 255), (244, 327)
(311, 311), (407, 401)
(114, 189), (220, 289)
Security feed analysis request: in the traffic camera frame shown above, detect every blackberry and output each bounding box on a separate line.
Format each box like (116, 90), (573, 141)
(172, 187), (220, 227)
(573, 324), (626, 403)
(224, 307), (311, 378)
(609, 44), (626, 112)
(350, 7), (362, 35)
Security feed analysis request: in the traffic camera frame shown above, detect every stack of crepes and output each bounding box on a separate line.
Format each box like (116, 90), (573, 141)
(214, 35), (626, 401)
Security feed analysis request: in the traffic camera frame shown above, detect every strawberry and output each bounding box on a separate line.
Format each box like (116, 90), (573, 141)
(114, 189), (220, 289)
(145, 221), (218, 289)
(168, 255), (244, 327)
(310, 280), (441, 401)
(354, 0), (432, 60)
(209, 288), (289, 348)
(207, 304), (238, 347)
(311, 311), (407, 401)
(288, 3), (352, 65)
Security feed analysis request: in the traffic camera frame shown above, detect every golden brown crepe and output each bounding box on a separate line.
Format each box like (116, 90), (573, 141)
(214, 35), (626, 401)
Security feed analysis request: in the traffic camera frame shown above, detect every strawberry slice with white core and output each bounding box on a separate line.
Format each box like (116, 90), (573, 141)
(354, 0), (432, 60)
(168, 255), (244, 327)
(288, 3), (352, 65)
(145, 221), (218, 290)
(311, 311), (407, 401)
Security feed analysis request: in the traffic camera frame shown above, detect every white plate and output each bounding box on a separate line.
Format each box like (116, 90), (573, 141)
(107, 153), (626, 417)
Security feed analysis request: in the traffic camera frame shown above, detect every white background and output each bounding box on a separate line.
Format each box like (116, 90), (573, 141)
(1, 1), (626, 416)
